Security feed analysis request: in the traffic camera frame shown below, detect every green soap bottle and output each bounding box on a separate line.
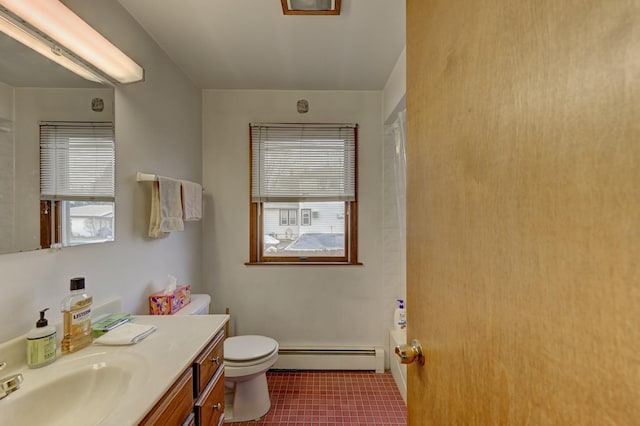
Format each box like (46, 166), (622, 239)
(27, 308), (57, 368)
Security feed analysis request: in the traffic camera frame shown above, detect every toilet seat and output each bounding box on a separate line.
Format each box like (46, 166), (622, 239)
(224, 335), (278, 365)
(224, 336), (279, 380)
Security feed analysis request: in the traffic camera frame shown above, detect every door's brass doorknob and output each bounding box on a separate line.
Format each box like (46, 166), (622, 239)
(395, 339), (425, 365)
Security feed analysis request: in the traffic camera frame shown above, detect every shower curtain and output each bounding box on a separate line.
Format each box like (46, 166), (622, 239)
(391, 110), (406, 252)
(384, 109), (407, 304)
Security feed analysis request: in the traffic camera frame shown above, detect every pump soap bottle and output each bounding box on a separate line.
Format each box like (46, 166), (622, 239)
(61, 277), (93, 353)
(27, 308), (57, 368)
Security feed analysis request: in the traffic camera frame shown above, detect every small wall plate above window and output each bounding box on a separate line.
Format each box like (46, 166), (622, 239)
(297, 99), (309, 113)
(281, 0), (341, 15)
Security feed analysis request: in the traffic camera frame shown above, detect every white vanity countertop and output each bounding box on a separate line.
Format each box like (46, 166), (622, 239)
(0, 314), (228, 426)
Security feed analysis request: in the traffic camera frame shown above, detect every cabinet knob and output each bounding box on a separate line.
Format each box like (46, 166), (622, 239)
(211, 402), (222, 411)
(210, 356), (221, 365)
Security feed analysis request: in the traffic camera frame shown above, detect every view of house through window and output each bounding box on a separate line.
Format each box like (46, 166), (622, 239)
(265, 202), (345, 257)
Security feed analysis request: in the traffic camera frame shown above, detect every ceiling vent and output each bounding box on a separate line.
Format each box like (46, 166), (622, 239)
(281, 0), (341, 15)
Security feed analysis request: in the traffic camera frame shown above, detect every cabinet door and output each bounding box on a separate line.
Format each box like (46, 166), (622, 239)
(139, 369), (193, 425)
(194, 366), (225, 426)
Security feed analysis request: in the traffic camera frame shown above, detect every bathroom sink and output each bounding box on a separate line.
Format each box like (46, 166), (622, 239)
(0, 351), (149, 425)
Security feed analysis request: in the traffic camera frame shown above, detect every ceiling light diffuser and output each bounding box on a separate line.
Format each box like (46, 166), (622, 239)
(0, 0), (144, 84)
(282, 0), (341, 15)
(0, 13), (107, 83)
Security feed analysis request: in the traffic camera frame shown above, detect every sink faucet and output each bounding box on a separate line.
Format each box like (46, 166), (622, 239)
(0, 361), (23, 400)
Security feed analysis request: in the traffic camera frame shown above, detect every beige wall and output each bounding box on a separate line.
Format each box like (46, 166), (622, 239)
(0, 81), (12, 120)
(407, 0), (640, 423)
(202, 90), (388, 350)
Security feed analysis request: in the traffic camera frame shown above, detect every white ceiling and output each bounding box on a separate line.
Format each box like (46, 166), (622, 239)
(117, 0), (406, 90)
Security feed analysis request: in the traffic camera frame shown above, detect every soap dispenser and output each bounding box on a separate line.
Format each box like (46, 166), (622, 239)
(27, 308), (57, 368)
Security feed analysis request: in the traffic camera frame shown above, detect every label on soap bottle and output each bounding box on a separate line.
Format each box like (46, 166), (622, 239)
(69, 307), (92, 336)
(72, 307), (91, 325)
(27, 332), (57, 367)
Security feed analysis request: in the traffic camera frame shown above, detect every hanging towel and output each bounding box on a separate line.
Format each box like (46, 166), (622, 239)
(158, 176), (184, 232)
(93, 323), (157, 346)
(148, 181), (168, 238)
(181, 180), (202, 221)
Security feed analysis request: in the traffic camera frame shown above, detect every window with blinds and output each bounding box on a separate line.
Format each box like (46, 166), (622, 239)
(40, 122), (115, 201)
(251, 124), (356, 202)
(39, 122), (115, 248)
(249, 123), (359, 264)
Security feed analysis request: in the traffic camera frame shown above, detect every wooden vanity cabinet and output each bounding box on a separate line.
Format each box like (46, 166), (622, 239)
(139, 369), (194, 425)
(193, 329), (226, 425)
(194, 366), (225, 426)
(139, 328), (226, 426)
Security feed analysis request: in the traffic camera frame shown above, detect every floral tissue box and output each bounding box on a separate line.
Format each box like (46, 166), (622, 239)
(149, 284), (191, 315)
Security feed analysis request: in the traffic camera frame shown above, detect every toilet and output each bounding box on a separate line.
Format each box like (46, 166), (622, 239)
(175, 294), (279, 423)
(224, 335), (279, 422)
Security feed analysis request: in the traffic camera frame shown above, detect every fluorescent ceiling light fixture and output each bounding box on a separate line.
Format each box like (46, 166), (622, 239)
(282, 0), (341, 15)
(0, 0), (144, 84)
(0, 13), (106, 83)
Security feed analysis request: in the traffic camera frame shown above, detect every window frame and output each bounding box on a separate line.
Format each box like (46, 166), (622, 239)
(279, 209), (289, 226)
(248, 123), (360, 265)
(301, 208), (312, 226)
(278, 208), (298, 226)
(39, 121), (115, 249)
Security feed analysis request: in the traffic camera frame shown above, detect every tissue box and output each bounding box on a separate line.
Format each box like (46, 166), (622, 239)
(149, 284), (191, 315)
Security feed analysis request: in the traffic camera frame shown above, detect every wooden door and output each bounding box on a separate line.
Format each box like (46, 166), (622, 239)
(406, 0), (640, 424)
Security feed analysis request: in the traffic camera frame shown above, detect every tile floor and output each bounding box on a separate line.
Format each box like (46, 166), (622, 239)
(227, 370), (407, 426)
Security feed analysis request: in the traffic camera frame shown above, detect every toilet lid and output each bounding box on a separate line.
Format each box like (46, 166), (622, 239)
(224, 335), (278, 362)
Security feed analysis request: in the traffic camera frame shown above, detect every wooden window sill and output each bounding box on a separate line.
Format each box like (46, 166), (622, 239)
(245, 261), (364, 266)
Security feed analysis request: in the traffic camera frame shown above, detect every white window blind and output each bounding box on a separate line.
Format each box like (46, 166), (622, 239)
(251, 123), (357, 202)
(40, 122), (115, 201)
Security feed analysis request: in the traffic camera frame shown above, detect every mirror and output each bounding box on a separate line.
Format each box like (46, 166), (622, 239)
(0, 32), (115, 255)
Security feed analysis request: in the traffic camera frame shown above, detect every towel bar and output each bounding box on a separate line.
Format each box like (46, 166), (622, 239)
(136, 172), (204, 191)
(136, 172), (159, 182)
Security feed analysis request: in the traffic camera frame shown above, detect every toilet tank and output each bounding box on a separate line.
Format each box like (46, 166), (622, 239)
(174, 294), (211, 315)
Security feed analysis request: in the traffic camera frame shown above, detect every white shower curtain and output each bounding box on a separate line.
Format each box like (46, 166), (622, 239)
(391, 110), (407, 262)
(384, 109), (407, 306)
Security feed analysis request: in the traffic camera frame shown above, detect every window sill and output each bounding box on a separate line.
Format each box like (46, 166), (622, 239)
(244, 261), (363, 266)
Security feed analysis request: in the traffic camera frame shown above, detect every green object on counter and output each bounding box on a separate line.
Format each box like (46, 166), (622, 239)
(27, 308), (57, 368)
(92, 313), (132, 337)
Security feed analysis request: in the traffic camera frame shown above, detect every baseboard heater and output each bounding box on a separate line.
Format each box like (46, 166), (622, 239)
(273, 347), (385, 373)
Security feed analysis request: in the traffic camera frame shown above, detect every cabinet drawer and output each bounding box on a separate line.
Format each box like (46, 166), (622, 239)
(194, 366), (225, 426)
(193, 329), (224, 396)
(182, 413), (195, 426)
(139, 369), (193, 425)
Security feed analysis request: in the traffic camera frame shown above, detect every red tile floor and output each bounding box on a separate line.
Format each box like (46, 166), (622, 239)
(227, 370), (407, 426)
